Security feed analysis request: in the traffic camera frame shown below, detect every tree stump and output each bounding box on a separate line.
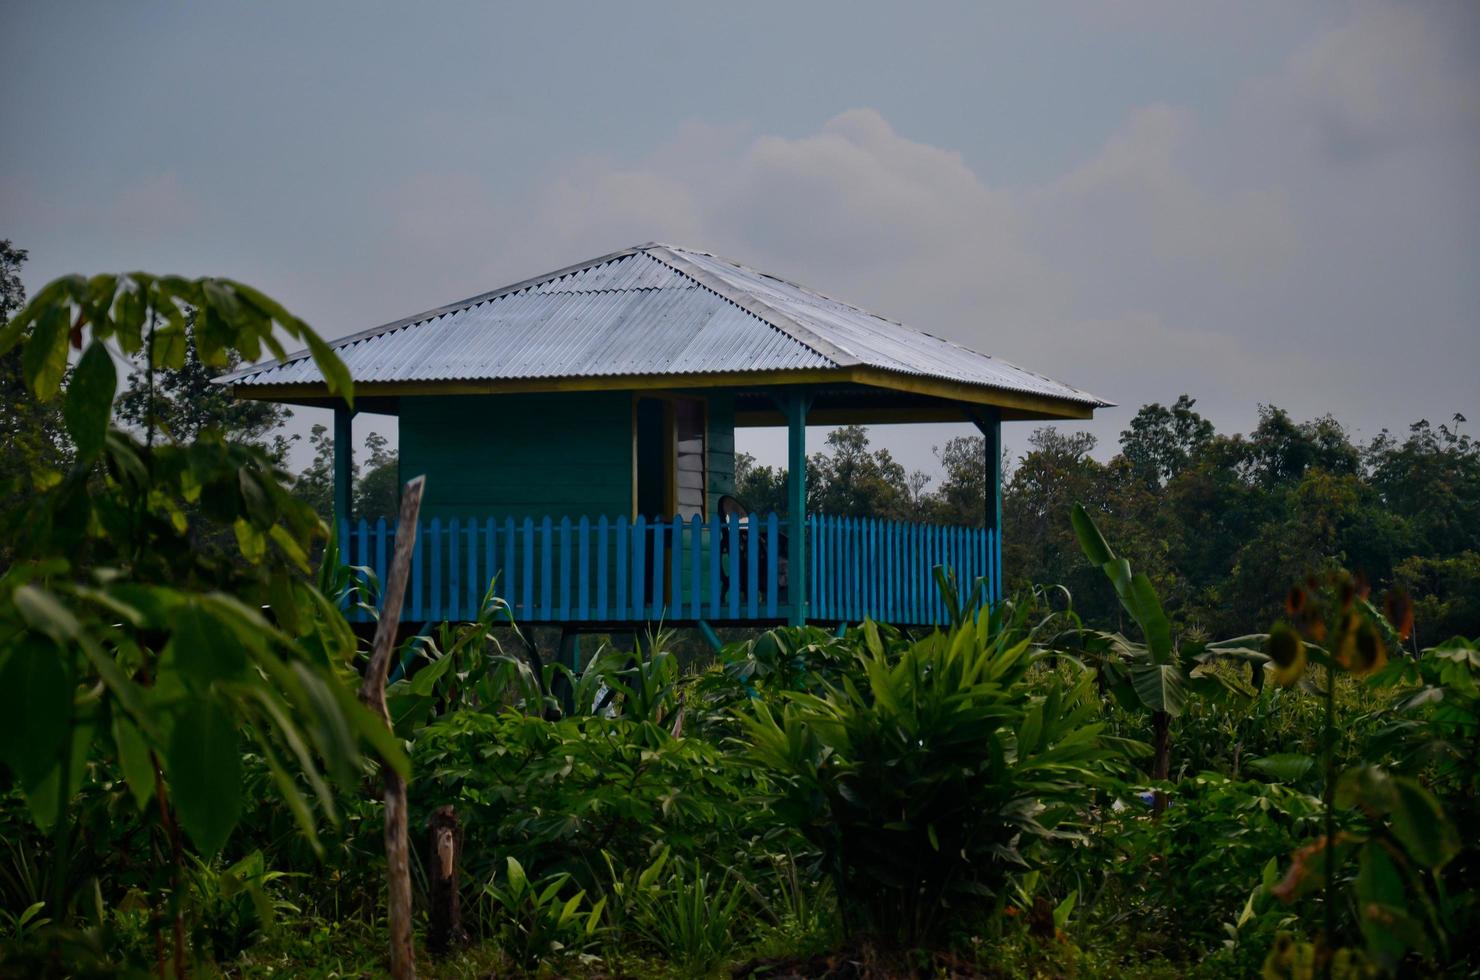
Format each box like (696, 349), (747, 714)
(427, 805), (467, 956)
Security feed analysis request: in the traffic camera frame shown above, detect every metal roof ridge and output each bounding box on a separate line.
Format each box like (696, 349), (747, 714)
(653, 243), (912, 327)
(216, 244), (651, 386)
(651, 244), (1112, 407)
(639, 244), (861, 368)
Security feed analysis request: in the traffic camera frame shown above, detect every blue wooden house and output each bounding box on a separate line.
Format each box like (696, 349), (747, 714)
(221, 243), (1108, 634)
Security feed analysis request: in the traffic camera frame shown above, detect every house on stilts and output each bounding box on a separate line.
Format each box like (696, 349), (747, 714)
(219, 243), (1109, 645)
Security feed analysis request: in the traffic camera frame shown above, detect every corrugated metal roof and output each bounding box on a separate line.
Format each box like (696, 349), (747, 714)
(219, 243), (1109, 408)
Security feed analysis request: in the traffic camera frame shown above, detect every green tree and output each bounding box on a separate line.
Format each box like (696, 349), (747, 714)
(115, 322), (295, 462)
(734, 427), (921, 520)
(294, 423), (338, 521)
(1393, 552), (1480, 645)
(732, 451), (788, 515)
(1367, 417), (1480, 557)
(926, 434), (986, 526)
(0, 269), (398, 967)
(294, 425), (401, 524)
(355, 431), (400, 522)
(0, 241), (70, 514)
(1119, 394), (1214, 488)
(808, 425), (916, 520)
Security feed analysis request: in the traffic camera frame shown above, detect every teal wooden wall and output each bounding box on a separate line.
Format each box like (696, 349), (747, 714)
(398, 390), (738, 521)
(399, 392), (633, 521)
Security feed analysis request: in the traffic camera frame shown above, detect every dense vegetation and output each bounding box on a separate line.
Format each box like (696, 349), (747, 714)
(1, 249), (1475, 978)
(738, 404), (1480, 645)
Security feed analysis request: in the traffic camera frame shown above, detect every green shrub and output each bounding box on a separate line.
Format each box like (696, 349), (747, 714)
(411, 709), (778, 890)
(741, 615), (1137, 946)
(607, 846), (750, 974)
(476, 855), (604, 973)
(1073, 774), (1322, 967)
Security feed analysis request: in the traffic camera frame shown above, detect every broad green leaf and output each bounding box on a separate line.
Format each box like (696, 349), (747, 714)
(585, 895), (607, 935)
(21, 304), (69, 400)
(24, 721), (92, 830)
(1235, 889), (1258, 929)
(1071, 506), (1172, 661)
(1125, 573), (1173, 663)
(1070, 504), (1115, 566)
(111, 712), (156, 811)
(1356, 841), (1429, 964)
(1018, 702), (1044, 756)
(0, 638), (73, 788)
(75, 631), (158, 741)
(637, 846), (670, 889)
(11, 584), (80, 641)
(267, 573), (302, 635)
(1247, 753), (1316, 785)
(63, 340), (117, 460)
(112, 282), (146, 353)
(234, 518), (267, 563)
(1129, 661), (1186, 717)
(169, 602), (247, 686)
(166, 700), (243, 857)
(1053, 889), (1077, 931)
(409, 649), (457, 696)
(302, 330), (353, 405)
(154, 322), (187, 369)
(1260, 856), (1280, 891)
(1388, 775), (1460, 870)
(506, 856), (528, 893)
(268, 524), (311, 573)
(200, 278), (244, 325)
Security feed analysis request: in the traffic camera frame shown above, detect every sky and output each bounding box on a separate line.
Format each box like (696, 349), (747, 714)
(3, 1), (1478, 481)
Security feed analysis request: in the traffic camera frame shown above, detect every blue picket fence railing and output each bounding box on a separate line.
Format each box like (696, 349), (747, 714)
(808, 515), (998, 624)
(338, 513), (996, 627)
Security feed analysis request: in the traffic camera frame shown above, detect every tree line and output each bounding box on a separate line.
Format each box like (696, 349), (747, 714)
(736, 402), (1479, 642)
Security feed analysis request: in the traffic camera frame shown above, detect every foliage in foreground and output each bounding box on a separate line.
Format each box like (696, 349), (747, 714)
(0, 269), (397, 973)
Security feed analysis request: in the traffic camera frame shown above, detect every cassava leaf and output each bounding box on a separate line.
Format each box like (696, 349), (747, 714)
(166, 700), (242, 857)
(112, 712), (156, 811)
(21, 304), (70, 400)
(63, 340), (117, 459)
(0, 638), (73, 788)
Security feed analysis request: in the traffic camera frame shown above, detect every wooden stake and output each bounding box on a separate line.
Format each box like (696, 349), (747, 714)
(427, 805), (466, 956)
(358, 476), (426, 980)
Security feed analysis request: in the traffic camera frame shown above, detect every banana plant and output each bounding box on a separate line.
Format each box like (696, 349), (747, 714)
(1064, 504), (1262, 796)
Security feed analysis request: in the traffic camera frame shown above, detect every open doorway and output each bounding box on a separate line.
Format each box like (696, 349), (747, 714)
(633, 395), (706, 519)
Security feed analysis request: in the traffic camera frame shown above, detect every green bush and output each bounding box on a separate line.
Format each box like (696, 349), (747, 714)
(477, 855), (604, 973)
(607, 846), (751, 974)
(1074, 774), (1323, 968)
(411, 709), (780, 891)
(741, 615), (1137, 946)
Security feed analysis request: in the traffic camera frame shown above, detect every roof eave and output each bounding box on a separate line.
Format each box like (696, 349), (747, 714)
(225, 365), (1109, 421)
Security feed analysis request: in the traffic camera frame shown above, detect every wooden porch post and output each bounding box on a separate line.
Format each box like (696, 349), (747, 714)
(334, 403), (355, 528)
(969, 407), (1003, 603)
(784, 388), (811, 626)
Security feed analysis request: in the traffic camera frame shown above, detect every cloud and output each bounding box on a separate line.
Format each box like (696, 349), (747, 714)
(1281, 1), (1480, 165)
(365, 0), (1477, 467)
